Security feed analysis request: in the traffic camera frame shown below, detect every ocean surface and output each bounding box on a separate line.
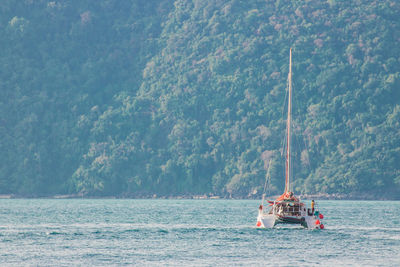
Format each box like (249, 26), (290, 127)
(0, 199), (399, 266)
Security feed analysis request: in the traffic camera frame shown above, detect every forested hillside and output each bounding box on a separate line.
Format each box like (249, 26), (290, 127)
(0, 0), (399, 199)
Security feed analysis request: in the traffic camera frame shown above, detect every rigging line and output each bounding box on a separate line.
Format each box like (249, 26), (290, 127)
(281, 80), (289, 120)
(292, 79), (312, 170)
(280, 79), (289, 158)
(291, 80), (302, 175)
(279, 71), (290, 186)
(263, 159), (272, 194)
(302, 134), (311, 168)
(262, 159), (272, 205)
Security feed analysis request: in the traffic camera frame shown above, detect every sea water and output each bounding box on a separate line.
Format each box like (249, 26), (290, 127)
(0, 199), (399, 266)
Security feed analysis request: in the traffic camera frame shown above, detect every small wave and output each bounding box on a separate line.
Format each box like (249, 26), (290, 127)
(47, 231), (64, 235)
(73, 232), (84, 236)
(327, 225), (400, 232)
(84, 253), (102, 259)
(122, 229), (140, 233)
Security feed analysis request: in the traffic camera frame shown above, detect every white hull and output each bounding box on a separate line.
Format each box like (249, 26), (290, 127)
(257, 213), (276, 228)
(257, 209), (323, 229)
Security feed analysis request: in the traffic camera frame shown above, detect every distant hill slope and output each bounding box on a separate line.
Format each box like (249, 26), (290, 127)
(0, 0), (399, 199)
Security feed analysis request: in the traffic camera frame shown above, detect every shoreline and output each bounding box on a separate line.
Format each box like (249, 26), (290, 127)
(0, 193), (398, 201)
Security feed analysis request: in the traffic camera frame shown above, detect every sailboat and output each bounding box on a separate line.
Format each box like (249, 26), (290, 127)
(256, 48), (325, 229)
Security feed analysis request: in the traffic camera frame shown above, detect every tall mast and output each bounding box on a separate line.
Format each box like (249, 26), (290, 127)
(285, 48), (292, 193)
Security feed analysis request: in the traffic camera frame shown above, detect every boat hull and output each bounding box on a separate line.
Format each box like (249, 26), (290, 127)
(258, 214), (276, 228)
(257, 212), (321, 229)
(276, 215), (307, 226)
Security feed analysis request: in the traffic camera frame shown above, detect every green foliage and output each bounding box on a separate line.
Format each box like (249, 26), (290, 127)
(0, 0), (399, 198)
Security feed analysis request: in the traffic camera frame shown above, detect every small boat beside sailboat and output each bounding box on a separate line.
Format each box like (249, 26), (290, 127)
(256, 48), (325, 229)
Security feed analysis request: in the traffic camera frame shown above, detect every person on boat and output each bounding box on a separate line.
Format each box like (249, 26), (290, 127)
(278, 205), (283, 214)
(311, 200), (315, 214)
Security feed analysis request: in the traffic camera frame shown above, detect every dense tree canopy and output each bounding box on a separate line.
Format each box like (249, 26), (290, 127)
(0, 0), (399, 199)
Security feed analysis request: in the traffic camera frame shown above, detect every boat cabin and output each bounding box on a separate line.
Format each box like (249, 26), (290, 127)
(269, 200), (306, 217)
